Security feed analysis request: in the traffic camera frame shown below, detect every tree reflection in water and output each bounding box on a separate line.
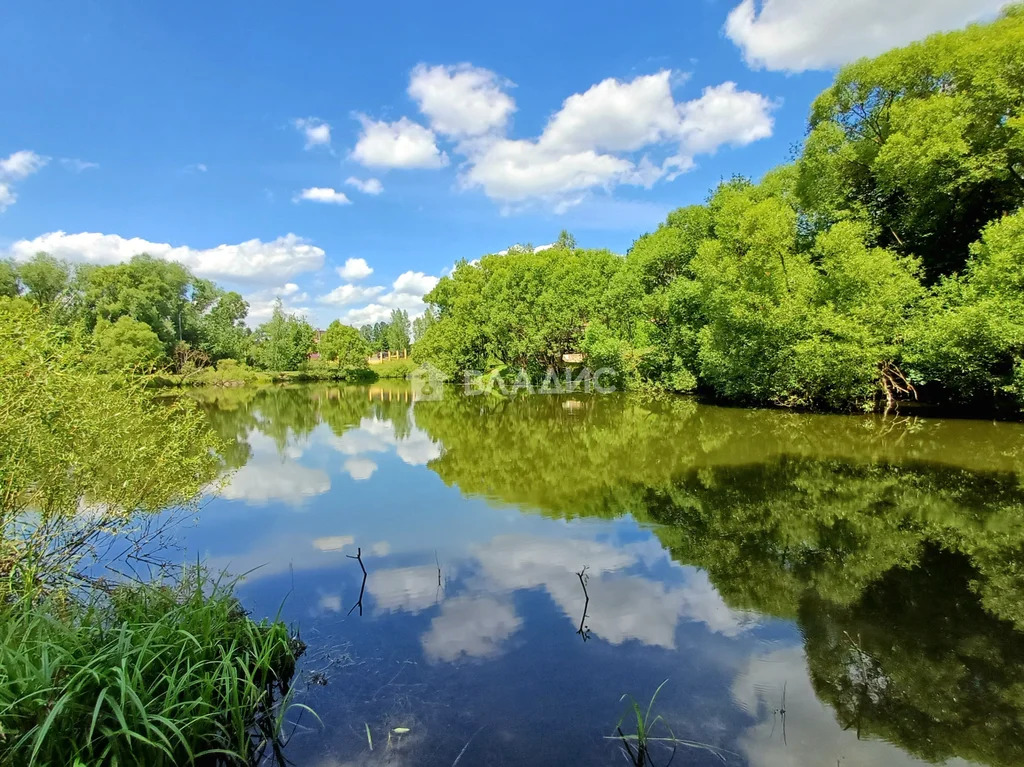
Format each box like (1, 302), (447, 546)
(191, 383), (1024, 766)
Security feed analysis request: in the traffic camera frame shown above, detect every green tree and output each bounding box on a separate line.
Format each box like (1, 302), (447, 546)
(370, 320), (390, 352)
(198, 290), (250, 361)
(16, 253), (71, 306)
(553, 229), (577, 250)
(386, 309), (411, 352)
(252, 300), (315, 371)
(412, 307), (437, 343)
(319, 320), (371, 371)
(93, 315), (166, 372)
(415, 247), (623, 376)
(0, 298), (220, 595)
(79, 254), (200, 349)
(798, 7), (1024, 278)
(0, 259), (18, 298)
(905, 208), (1024, 409)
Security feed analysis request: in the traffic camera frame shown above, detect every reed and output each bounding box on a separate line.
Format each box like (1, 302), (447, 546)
(609, 680), (730, 766)
(0, 571), (308, 766)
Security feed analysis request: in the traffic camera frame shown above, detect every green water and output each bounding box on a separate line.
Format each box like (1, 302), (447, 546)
(182, 382), (1024, 766)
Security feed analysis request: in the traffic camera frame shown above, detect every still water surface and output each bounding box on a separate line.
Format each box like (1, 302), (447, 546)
(178, 382), (1024, 767)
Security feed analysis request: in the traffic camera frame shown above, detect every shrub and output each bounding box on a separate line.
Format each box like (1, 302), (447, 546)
(0, 300), (221, 597)
(371, 358), (416, 379)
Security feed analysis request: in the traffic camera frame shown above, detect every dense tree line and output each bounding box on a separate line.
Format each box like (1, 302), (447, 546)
(359, 309), (412, 354)
(0, 253), (374, 375)
(415, 8), (1024, 413)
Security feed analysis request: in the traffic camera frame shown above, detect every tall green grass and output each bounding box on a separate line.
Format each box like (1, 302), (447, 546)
(370, 358), (416, 379)
(609, 680), (730, 765)
(0, 573), (307, 766)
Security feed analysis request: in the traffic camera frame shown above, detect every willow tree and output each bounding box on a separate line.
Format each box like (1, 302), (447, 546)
(0, 299), (221, 597)
(798, 5), (1024, 278)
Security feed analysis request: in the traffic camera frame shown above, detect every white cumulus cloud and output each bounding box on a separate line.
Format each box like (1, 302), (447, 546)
(367, 565), (447, 613)
(463, 140), (635, 211)
(351, 115), (448, 169)
(350, 63), (775, 210)
(295, 187), (351, 205)
(312, 535), (355, 552)
(221, 461), (330, 506)
(0, 150), (48, 212)
(421, 596), (522, 662)
(677, 81), (776, 155)
(451, 70), (775, 210)
(409, 63), (516, 139)
(0, 150), (48, 179)
(344, 176), (384, 195)
(392, 270), (439, 295)
(7, 231), (325, 284)
(340, 271), (440, 325)
(725, 0), (1011, 72)
(317, 283), (386, 306)
(337, 257), (374, 281)
(293, 117), (332, 149)
(540, 71), (682, 154)
(343, 457), (378, 481)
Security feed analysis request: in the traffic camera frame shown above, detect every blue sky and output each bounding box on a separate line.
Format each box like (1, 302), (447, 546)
(0, 0), (1008, 327)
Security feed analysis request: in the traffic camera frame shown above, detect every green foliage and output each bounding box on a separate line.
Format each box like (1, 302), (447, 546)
(15, 253), (72, 306)
(372, 358), (417, 379)
(11, 252), (252, 365)
(0, 259), (18, 298)
(93, 315), (167, 372)
(415, 247), (623, 378)
(252, 300), (315, 372)
(404, 10), (1024, 414)
(799, 7), (1024, 278)
(199, 291), (251, 362)
(905, 208), (1024, 408)
(188, 359), (272, 388)
(0, 299), (221, 596)
(0, 572), (305, 766)
(386, 309), (411, 352)
(361, 310), (417, 354)
(319, 320), (371, 372)
(411, 307), (437, 343)
(553, 229), (577, 250)
(79, 255), (198, 347)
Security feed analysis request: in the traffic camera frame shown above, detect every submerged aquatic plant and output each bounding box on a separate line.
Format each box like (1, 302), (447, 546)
(0, 571), (309, 766)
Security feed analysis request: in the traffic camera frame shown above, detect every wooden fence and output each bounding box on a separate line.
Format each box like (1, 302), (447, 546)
(367, 349), (409, 364)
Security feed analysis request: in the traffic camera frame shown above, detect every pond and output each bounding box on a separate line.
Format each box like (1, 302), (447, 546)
(177, 382), (1024, 767)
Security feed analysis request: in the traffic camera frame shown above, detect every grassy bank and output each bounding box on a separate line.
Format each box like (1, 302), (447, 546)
(0, 574), (305, 766)
(1, 302), (309, 765)
(370, 358), (416, 379)
(145, 357), (417, 388)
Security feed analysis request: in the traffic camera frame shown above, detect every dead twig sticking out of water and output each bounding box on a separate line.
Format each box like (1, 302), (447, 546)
(576, 566), (591, 642)
(347, 547), (367, 616)
(434, 548), (447, 604)
(769, 680), (787, 745)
